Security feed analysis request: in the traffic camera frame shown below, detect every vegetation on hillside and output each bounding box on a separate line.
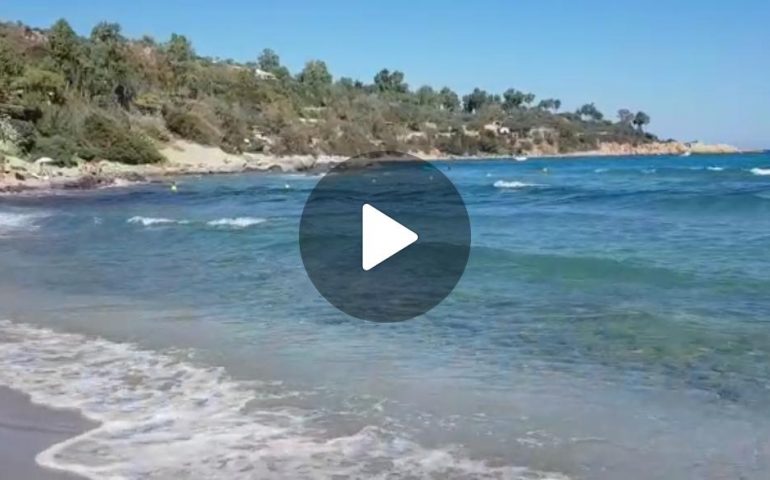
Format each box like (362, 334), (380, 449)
(0, 18), (657, 165)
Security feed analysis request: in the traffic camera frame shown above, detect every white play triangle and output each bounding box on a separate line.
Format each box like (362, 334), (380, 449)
(362, 203), (418, 271)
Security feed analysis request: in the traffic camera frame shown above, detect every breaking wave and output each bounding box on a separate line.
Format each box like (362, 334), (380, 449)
(0, 320), (566, 480)
(750, 168), (770, 176)
(127, 216), (186, 226)
(493, 180), (541, 189)
(206, 217), (266, 228)
(0, 211), (47, 235)
(127, 216), (266, 229)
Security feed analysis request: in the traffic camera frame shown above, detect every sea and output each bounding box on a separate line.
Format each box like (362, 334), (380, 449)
(1, 153), (769, 480)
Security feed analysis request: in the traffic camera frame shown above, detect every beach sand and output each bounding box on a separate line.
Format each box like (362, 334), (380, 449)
(0, 386), (96, 480)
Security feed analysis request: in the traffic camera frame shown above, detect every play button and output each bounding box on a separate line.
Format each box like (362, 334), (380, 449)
(299, 151), (471, 322)
(362, 204), (418, 271)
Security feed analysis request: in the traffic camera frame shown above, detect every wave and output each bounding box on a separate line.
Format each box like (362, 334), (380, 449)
(706, 166), (725, 172)
(127, 216), (266, 229)
(206, 217), (266, 228)
(0, 320), (565, 480)
(751, 168), (770, 176)
(493, 180), (541, 189)
(0, 211), (47, 235)
(127, 216), (186, 226)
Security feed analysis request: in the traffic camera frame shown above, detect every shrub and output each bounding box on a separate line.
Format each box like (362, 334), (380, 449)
(271, 125), (313, 155)
(478, 130), (502, 154)
(0, 117), (36, 154)
(131, 115), (170, 142)
(163, 107), (220, 145)
(82, 114), (163, 164)
(218, 111), (248, 153)
(30, 134), (78, 165)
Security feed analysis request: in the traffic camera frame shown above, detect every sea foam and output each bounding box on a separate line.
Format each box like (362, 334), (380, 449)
(206, 217), (266, 228)
(493, 180), (540, 189)
(0, 320), (567, 480)
(127, 216), (265, 229)
(0, 211), (47, 235)
(751, 168), (770, 176)
(127, 216), (184, 226)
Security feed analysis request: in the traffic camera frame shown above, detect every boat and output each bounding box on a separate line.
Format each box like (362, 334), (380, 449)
(514, 155), (528, 162)
(680, 151), (692, 157)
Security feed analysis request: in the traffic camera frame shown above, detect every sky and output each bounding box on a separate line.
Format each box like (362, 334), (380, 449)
(3, 0), (769, 148)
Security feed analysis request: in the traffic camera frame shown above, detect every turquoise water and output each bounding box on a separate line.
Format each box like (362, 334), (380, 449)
(1, 153), (769, 479)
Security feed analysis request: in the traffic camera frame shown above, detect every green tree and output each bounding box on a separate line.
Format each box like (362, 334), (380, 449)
(336, 77), (354, 89)
(258, 48), (281, 71)
(523, 92), (536, 108)
(47, 19), (81, 88)
(90, 21), (122, 44)
(633, 111), (650, 132)
(165, 33), (195, 94)
(0, 41), (23, 97)
(463, 88), (490, 113)
(617, 108), (634, 126)
(298, 60), (332, 105)
(256, 48), (290, 80)
(502, 88), (527, 112)
(85, 21), (130, 100)
(416, 85), (436, 106)
(577, 103), (603, 121)
(13, 68), (67, 104)
(374, 69), (408, 94)
(438, 87), (460, 111)
(298, 60), (332, 87)
(537, 98), (561, 112)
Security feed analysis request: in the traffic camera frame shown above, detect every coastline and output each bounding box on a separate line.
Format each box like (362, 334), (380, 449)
(0, 386), (96, 480)
(0, 138), (750, 195)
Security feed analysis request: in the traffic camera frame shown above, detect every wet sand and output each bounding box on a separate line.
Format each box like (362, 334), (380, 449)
(0, 386), (96, 480)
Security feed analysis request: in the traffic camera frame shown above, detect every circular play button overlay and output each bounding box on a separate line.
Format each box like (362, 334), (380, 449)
(299, 151), (471, 322)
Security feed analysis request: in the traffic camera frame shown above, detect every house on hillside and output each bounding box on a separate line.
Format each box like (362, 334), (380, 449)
(254, 68), (276, 80)
(483, 121), (511, 135)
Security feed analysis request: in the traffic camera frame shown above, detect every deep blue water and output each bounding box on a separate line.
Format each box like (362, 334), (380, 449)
(1, 153), (769, 479)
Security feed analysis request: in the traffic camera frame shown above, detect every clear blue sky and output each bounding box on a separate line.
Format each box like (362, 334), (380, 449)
(4, 0), (769, 148)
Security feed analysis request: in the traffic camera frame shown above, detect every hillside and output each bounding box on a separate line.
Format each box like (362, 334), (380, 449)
(0, 18), (676, 169)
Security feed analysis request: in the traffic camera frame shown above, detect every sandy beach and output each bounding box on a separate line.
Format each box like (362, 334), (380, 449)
(0, 140), (345, 194)
(0, 138), (744, 195)
(0, 386), (96, 480)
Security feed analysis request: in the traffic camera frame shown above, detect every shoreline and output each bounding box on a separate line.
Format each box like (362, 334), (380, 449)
(0, 386), (97, 480)
(0, 138), (755, 195)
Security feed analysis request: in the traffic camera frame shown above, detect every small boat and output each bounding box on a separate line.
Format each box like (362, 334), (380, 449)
(680, 151), (692, 157)
(514, 155), (528, 162)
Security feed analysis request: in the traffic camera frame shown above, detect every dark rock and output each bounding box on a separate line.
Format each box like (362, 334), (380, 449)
(63, 175), (110, 190)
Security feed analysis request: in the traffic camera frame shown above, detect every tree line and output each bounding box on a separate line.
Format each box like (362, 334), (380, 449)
(0, 18), (655, 165)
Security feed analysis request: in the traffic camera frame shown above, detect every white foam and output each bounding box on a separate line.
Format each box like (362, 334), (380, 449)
(706, 166), (724, 171)
(0, 320), (567, 480)
(127, 216), (183, 226)
(0, 211), (47, 235)
(493, 180), (540, 189)
(206, 217), (266, 228)
(751, 168), (770, 176)
(594, 168), (608, 173)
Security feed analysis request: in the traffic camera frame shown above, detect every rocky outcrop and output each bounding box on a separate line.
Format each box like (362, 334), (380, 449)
(593, 141), (740, 156)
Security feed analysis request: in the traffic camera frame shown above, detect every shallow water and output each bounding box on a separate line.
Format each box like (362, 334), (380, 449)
(1, 153), (770, 479)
